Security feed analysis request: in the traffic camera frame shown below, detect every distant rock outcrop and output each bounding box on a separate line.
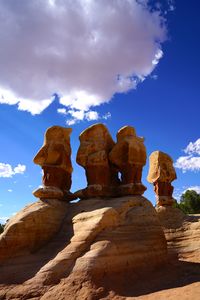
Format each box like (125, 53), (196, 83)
(156, 206), (200, 262)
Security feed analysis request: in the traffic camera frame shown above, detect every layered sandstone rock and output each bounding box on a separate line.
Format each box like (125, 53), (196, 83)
(0, 196), (167, 299)
(156, 206), (200, 262)
(75, 123), (119, 199)
(147, 151), (177, 206)
(0, 199), (68, 264)
(109, 126), (147, 196)
(33, 126), (76, 201)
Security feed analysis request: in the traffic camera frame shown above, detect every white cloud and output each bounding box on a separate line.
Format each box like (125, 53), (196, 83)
(167, 0), (175, 12)
(65, 109), (99, 125)
(66, 119), (76, 126)
(0, 87), (52, 115)
(0, 163), (13, 178)
(184, 186), (200, 194)
(174, 186), (200, 201)
(151, 74), (158, 80)
(0, 217), (9, 224)
(0, 163), (26, 178)
(152, 49), (163, 65)
(0, 0), (167, 116)
(102, 112), (111, 120)
(175, 139), (200, 173)
(174, 156), (200, 172)
(184, 138), (200, 155)
(8, 189), (13, 192)
(14, 164), (26, 174)
(57, 108), (67, 115)
(58, 106), (103, 125)
(85, 111), (99, 121)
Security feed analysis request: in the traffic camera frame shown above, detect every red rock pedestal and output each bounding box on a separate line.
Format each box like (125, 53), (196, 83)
(147, 151), (177, 207)
(76, 124), (119, 199)
(109, 126), (147, 197)
(33, 126), (77, 202)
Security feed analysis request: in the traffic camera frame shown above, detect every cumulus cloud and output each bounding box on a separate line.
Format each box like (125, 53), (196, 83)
(184, 138), (200, 155)
(102, 112), (111, 120)
(174, 156), (200, 172)
(0, 163), (26, 178)
(175, 139), (200, 172)
(0, 0), (166, 118)
(13, 164), (26, 174)
(57, 107), (111, 125)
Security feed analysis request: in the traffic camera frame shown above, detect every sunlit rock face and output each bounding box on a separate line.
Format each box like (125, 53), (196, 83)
(0, 196), (167, 299)
(109, 125), (147, 196)
(75, 123), (119, 199)
(147, 151), (177, 207)
(0, 199), (68, 264)
(33, 125), (76, 201)
(156, 206), (200, 262)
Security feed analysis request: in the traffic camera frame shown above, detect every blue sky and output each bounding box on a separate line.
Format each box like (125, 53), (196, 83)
(0, 0), (200, 223)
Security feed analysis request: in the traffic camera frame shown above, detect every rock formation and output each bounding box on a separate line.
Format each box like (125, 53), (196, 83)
(0, 196), (167, 299)
(0, 199), (68, 264)
(109, 126), (147, 196)
(33, 125), (76, 201)
(75, 123), (119, 199)
(156, 206), (200, 262)
(147, 151), (177, 206)
(0, 125), (200, 300)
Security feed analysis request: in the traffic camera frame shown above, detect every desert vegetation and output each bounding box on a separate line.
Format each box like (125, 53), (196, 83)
(174, 190), (200, 214)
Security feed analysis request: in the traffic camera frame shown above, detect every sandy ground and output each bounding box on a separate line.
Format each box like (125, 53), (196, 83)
(99, 257), (200, 300)
(131, 260), (200, 300)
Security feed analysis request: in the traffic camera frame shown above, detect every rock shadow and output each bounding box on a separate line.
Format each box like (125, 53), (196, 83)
(94, 259), (200, 298)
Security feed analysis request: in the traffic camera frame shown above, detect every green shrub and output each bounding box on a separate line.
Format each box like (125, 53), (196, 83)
(174, 190), (200, 214)
(0, 223), (4, 234)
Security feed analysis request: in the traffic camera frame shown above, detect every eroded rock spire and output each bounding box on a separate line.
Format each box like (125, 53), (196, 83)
(75, 123), (119, 199)
(33, 125), (76, 201)
(147, 151), (177, 206)
(109, 125), (147, 196)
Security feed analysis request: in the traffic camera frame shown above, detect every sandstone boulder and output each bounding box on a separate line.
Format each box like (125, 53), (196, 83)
(0, 199), (68, 263)
(156, 206), (200, 262)
(0, 196), (167, 299)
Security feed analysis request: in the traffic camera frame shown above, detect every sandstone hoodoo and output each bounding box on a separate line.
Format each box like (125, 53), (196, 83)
(147, 150), (177, 207)
(109, 125), (147, 196)
(0, 124), (200, 300)
(75, 123), (119, 199)
(33, 125), (76, 201)
(146, 151), (200, 261)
